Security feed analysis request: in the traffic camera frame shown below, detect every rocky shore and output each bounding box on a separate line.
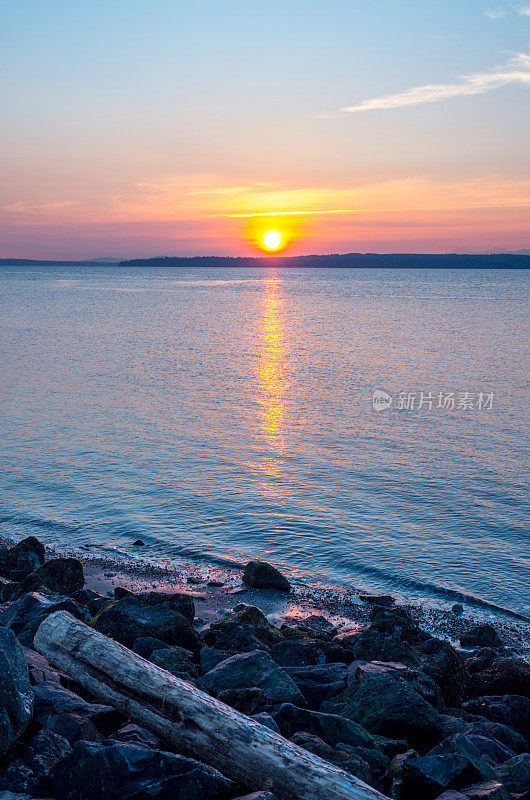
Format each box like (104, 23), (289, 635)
(0, 535), (529, 800)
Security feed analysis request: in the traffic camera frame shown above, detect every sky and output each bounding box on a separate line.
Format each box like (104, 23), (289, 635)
(1, 0), (529, 258)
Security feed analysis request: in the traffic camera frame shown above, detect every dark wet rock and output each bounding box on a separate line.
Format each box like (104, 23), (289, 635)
(93, 594), (199, 652)
(52, 740), (233, 800)
(207, 581), (224, 588)
(284, 663), (347, 708)
(232, 793), (276, 800)
(359, 593), (395, 607)
(338, 629), (420, 666)
(250, 712), (280, 733)
(460, 625), (504, 650)
(335, 743), (389, 788)
(372, 735), (409, 758)
(271, 703), (374, 748)
(496, 753), (530, 795)
(464, 734), (515, 766)
(386, 748), (419, 799)
(200, 647), (232, 674)
(405, 752), (471, 798)
(270, 638), (352, 668)
(16, 558), (84, 597)
(217, 687), (265, 714)
(452, 604), (464, 615)
(466, 648), (503, 674)
(296, 615), (338, 640)
(465, 718), (528, 755)
(0, 627), (33, 758)
(434, 791), (469, 800)
(33, 682), (122, 735)
(463, 696), (530, 743)
(109, 723), (160, 749)
(0, 791), (55, 800)
(289, 732), (372, 784)
(0, 731), (72, 796)
(428, 734), (500, 783)
(132, 636), (171, 659)
(23, 648), (61, 686)
(71, 588), (103, 607)
(0, 537), (45, 580)
(132, 539), (145, 546)
(203, 606), (281, 653)
(346, 659), (444, 710)
(0, 592), (84, 637)
(321, 670), (443, 747)
(150, 648), (198, 680)
(113, 586), (136, 600)
(419, 638), (470, 706)
(46, 713), (103, 744)
(472, 657), (530, 698)
(459, 780), (509, 799)
(369, 606), (429, 645)
(242, 561), (290, 592)
(201, 650), (304, 705)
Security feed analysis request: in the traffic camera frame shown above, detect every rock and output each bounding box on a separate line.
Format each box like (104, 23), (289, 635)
(149, 648), (198, 680)
(132, 636), (171, 659)
(46, 714), (103, 744)
(386, 748), (419, 799)
(132, 539), (145, 546)
(321, 670), (443, 747)
(465, 719), (528, 755)
(271, 703), (374, 748)
(16, 558), (84, 596)
(297, 615), (338, 640)
(0, 592), (84, 637)
(473, 657), (530, 698)
(429, 734), (500, 783)
(203, 605), (281, 653)
(419, 637), (470, 706)
(0, 731), (72, 797)
(435, 792), (469, 800)
(93, 594), (199, 652)
(452, 604), (464, 615)
(464, 734), (515, 766)
(405, 752), (470, 798)
(270, 638), (352, 667)
(289, 732), (372, 784)
(338, 629), (420, 666)
(23, 648), (62, 685)
(459, 780), (509, 799)
(32, 681), (122, 735)
(0, 792), (55, 800)
(346, 659), (444, 709)
(201, 650), (305, 705)
(284, 663), (347, 708)
(250, 712), (280, 733)
(109, 723), (160, 749)
(0, 537), (45, 579)
(496, 753), (530, 795)
(466, 648), (502, 674)
(200, 647), (232, 673)
(0, 627), (33, 757)
(460, 625), (503, 650)
(369, 607), (428, 645)
(113, 586), (135, 600)
(232, 794), (276, 800)
(359, 594), (395, 607)
(242, 561), (291, 592)
(463, 695), (530, 743)
(217, 688), (265, 714)
(52, 740), (233, 800)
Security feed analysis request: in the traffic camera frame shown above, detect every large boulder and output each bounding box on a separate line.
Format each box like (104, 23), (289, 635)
(93, 593), (199, 651)
(201, 650), (305, 705)
(368, 606), (429, 645)
(460, 625), (503, 650)
(32, 681), (122, 736)
(496, 753), (530, 796)
(0, 592), (84, 638)
(16, 558), (84, 597)
(0, 627), (33, 757)
(338, 629), (420, 666)
(52, 740), (232, 800)
(149, 648), (198, 681)
(458, 780), (509, 799)
(242, 561), (290, 592)
(419, 638), (470, 706)
(284, 663), (347, 708)
(463, 695), (530, 744)
(203, 606), (282, 653)
(346, 660), (444, 710)
(271, 703), (375, 748)
(472, 657), (530, 698)
(0, 730), (72, 797)
(321, 671), (443, 747)
(270, 638), (352, 667)
(289, 732), (372, 785)
(296, 615), (338, 641)
(0, 537), (45, 579)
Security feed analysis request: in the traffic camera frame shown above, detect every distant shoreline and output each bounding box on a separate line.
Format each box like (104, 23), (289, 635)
(1, 252), (530, 269)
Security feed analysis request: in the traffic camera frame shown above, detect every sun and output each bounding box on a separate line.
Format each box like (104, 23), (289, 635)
(262, 230), (283, 252)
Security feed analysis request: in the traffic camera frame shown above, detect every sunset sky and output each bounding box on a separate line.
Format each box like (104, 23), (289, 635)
(2, 0), (529, 258)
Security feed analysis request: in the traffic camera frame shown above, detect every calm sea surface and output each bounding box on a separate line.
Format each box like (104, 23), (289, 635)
(1, 265), (529, 615)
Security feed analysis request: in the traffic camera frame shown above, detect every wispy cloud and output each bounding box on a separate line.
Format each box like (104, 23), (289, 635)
(340, 53), (530, 114)
(485, 7), (506, 19)
(2, 200), (77, 214)
(516, 5), (530, 14)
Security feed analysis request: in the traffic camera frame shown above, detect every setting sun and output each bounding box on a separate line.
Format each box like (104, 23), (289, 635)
(262, 230), (283, 251)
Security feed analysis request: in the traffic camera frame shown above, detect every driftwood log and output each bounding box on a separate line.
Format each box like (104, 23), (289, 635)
(34, 611), (389, 800)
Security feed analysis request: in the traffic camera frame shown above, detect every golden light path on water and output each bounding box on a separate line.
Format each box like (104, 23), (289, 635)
(247, 272), (288, 501)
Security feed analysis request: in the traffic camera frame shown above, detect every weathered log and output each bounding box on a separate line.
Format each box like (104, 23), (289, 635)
(34, 611), (389, 800)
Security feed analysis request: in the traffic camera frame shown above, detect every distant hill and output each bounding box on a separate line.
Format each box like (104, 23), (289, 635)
(1, 253), (529, 269)
(119, 252), (530, 269)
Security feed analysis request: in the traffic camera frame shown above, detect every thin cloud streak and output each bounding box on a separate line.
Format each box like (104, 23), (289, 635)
(341, 53), (530, 113)
(484, 7), (506, 18)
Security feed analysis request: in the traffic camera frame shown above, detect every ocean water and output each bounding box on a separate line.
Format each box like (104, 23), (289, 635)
(1, 264), (529, 617)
